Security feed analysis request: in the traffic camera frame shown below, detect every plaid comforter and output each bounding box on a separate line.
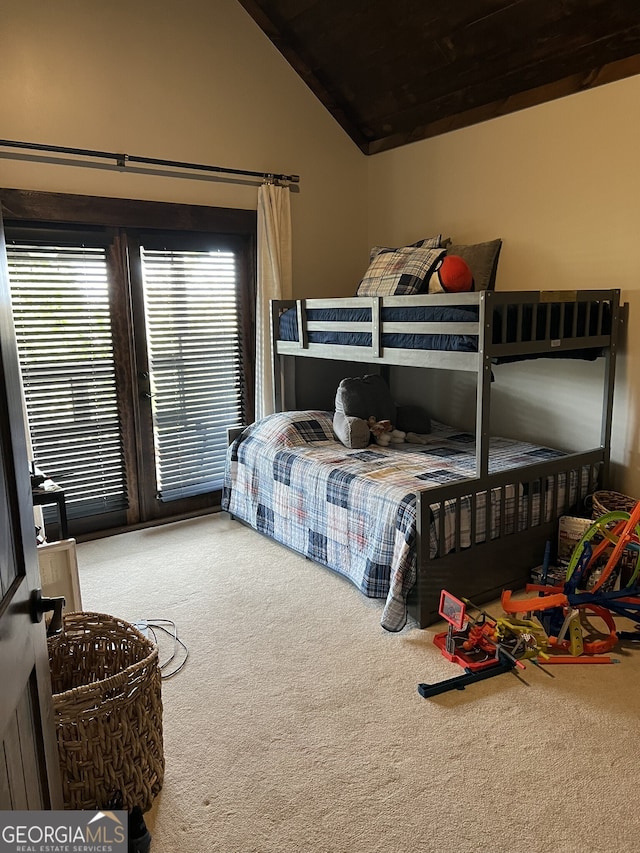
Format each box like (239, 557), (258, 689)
(221, 411), (568, 631)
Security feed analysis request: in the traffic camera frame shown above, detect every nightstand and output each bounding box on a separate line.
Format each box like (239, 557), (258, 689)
(32, 479), (69, 540)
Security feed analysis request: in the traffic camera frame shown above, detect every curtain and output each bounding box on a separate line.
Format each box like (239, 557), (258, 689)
(255, 182), (292, 421)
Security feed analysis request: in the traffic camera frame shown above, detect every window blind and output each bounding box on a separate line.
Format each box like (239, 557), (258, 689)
(6, 244), (128, 518)
(141, 247), (244, 500)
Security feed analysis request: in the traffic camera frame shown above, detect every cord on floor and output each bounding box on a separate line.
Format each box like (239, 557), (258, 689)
(134, 619), (188, 678)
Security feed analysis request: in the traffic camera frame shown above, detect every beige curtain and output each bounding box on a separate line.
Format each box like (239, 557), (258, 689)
(255, 182), (292, 420)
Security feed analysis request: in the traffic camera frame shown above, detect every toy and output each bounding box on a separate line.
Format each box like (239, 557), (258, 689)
(501, 501), (640, 658)
(367, 416), (393, 443)
(428, 254), (474, 293)
(418, 592), (535, 698)
(563, 509), (640, 592)
(420, 506), (640, 697)
(367, 417), (406, 446)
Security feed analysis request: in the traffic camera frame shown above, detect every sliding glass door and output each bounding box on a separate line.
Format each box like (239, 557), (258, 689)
(7, 233), (129, 533)
(127, 229), (253, 523)
(3, 193), (255, 537)
(141, 245), (243, 500)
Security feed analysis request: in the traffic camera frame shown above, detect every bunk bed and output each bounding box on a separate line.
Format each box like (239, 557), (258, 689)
(223, 289), (620, 630)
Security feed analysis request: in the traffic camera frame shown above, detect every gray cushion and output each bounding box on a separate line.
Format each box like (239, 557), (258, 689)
(333, 374), (397, 448)
(333, 374), (432, 448)
(332, 412), (371, 449)
(396, 404), (431, 434)
(446, 239), (502, 291)
(335, 374), (396, 421)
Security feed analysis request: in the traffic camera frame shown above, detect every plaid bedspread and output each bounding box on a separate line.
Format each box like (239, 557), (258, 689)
(221, 411), (568, 631)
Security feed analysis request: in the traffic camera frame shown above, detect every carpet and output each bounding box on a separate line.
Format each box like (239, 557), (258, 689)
(77, 514), (638, 853)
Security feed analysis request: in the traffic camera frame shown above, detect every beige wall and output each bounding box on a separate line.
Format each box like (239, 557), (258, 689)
(367, 76), (640, 497)
(0, 0), (368, 297)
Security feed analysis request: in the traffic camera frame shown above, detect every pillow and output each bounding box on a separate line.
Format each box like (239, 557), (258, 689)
(395, 404), (431, 434)
(357, 246), (445, 297)
(446, 239), (502, 291)
(369, 235), (446, 263)
(332, 374), (432, 447)
(332, 413), (371, 449)
(333, 374), (396, 448)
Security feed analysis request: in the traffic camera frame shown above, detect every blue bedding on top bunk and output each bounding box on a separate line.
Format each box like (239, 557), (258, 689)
(279, 304), (478, 352)
(278, 302), (608, 360)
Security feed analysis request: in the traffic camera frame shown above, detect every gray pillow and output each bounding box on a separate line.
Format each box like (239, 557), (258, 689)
(333, 374), (432, 448)
(396, 404), (431, 434)
(446, 239), (502, 291)
(333, 374), (396, 448)
(332, 412), (371, 449)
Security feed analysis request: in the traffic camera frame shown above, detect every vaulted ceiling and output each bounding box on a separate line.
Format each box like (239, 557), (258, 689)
(238, 0), (640, 154)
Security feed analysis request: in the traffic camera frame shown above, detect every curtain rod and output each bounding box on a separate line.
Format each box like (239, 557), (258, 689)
(0, 138), (300, 186)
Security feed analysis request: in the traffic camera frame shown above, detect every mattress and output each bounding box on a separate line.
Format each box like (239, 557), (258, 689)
(222, 411), (578, 631)
(279, 303), (478, 351)
(278, 302), (607, 360)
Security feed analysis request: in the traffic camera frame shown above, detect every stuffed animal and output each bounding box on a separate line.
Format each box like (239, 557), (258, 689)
(389, 429), (407, 444)
(367, 417), (406, 446)
(428, 254), (474, 293)
(367, 417), (392, 442)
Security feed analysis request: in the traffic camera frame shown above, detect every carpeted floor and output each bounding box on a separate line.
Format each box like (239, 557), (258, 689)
(77, 514), (638, 853)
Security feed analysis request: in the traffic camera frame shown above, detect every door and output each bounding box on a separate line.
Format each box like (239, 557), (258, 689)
(4, 200), (255, 538)
(127, 230), (252, 522)
(0, 211), (62, 808)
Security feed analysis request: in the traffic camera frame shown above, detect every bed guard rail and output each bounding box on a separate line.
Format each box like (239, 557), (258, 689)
(271, 289), (620, 369)
(409, 447), (605, 627)
(416, 448), (604, 558)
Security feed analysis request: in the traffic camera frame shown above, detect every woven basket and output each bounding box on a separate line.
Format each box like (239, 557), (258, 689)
(590, 489), (638, 519)
(48, 611), (164, 812)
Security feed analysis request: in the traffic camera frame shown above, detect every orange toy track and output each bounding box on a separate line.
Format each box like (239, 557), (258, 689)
(501, 589), (567, 614)
(547, 605), (618, 656)
(501, 590), (619, 655)
(501, 500), (640, 657)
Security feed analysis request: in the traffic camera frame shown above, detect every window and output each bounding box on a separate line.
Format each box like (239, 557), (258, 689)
(141, 246), (244, 500)
(3, 190), (256, 536)
(7, 241), (128, 519)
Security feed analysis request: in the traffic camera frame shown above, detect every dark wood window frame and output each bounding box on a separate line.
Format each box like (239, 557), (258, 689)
(0, 188), (257, 538)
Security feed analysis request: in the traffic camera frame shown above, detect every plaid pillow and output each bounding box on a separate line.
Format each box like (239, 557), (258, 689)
(369, 235), (445, 263)
(357, 246), (445, 297)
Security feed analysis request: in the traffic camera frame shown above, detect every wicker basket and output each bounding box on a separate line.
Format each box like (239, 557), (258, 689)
(48, 611), (164, 812)
(590, 489), (638, 519)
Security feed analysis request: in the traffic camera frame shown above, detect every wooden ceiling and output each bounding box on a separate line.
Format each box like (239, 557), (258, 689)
(238, 0), (640, 154)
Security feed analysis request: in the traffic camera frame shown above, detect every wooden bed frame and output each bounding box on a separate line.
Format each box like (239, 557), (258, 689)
(267, 289), (621, 627)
